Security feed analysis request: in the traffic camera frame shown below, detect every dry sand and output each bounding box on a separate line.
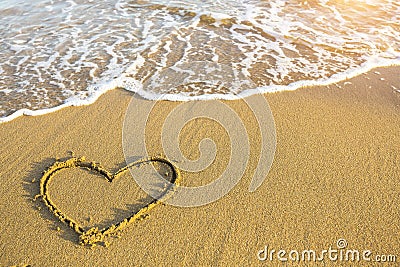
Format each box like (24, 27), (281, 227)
(0, 67), (399, 266)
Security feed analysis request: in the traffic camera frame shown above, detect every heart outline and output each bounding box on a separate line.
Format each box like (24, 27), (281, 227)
(39, 156), (181, 246)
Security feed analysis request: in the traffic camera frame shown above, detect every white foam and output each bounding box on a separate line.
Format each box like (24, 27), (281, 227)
(1, 0), (400, 123)
(1, 57), (399, 124)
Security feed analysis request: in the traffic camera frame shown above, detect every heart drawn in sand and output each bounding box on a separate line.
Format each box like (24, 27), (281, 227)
(39, 156), (181, 247)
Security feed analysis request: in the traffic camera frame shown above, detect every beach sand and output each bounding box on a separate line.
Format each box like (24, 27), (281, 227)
(1, 66), (399, 266)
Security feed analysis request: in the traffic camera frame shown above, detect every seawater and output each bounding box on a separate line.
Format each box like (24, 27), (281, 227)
(0, 0), (399, 122)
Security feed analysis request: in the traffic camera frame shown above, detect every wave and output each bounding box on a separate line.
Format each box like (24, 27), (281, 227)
(0, 0), (399, 123)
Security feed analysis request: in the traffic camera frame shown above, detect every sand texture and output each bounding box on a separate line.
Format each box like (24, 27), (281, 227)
(0, 67), (399, 266)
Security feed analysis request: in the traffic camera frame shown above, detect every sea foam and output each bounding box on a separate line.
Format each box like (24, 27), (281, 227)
(0, 0), (399, 122)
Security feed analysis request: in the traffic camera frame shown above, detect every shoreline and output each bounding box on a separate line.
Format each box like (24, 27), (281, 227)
(1, 66), (399, 266)
(1, 63), (399, 124)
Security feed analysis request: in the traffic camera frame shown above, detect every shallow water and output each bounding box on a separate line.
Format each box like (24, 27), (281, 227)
(0, 0), (399, 121)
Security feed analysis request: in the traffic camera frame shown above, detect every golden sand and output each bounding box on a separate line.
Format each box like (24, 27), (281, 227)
(0, 67), (399, 266)
(39, 156), (181, 247)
